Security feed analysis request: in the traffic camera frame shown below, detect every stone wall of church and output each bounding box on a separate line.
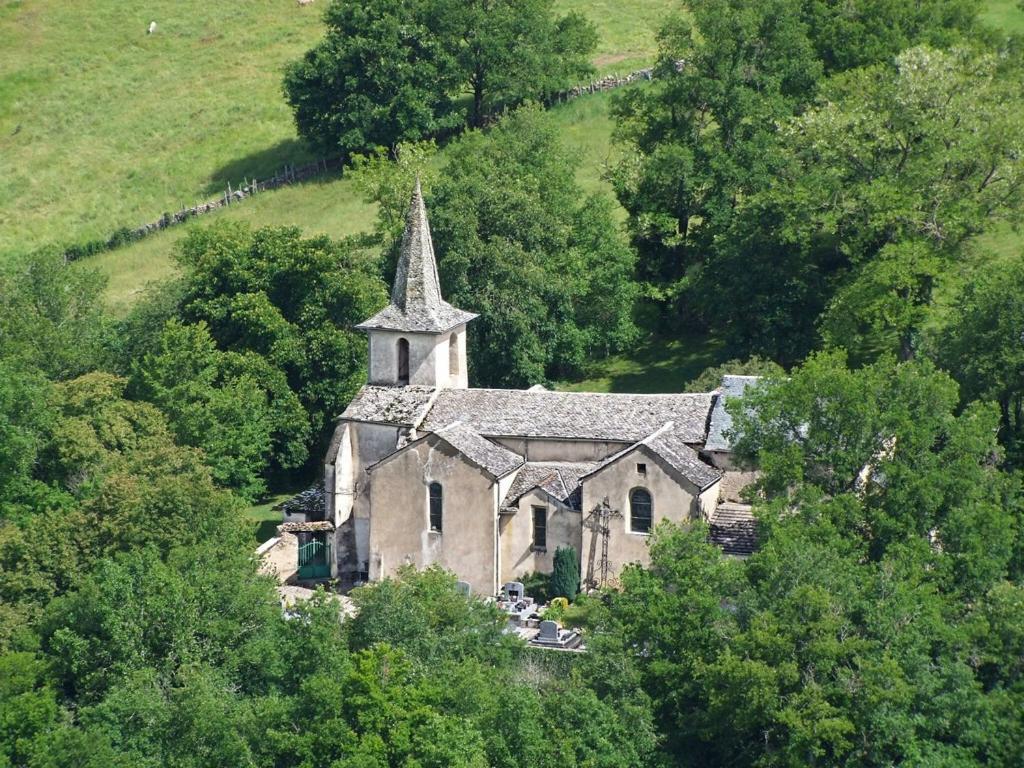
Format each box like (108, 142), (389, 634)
(367, 436), (499, 596)
(580, 446), (716, 577)
(368, 329), (446, 386)
(498, 490), (583, 584)
(367, 326), (467, 387)
(327, 420), (403, 578)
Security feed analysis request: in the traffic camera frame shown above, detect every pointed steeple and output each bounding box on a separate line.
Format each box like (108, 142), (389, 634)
(355, 179), (477, 334)
(391, 177), (443, 311)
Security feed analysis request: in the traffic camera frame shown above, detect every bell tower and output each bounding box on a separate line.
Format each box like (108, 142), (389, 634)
(355, 180), (477, 388)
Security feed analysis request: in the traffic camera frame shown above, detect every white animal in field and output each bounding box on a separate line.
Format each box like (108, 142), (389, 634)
(297, 0), (314, 6)
(148, 21), (157, 34)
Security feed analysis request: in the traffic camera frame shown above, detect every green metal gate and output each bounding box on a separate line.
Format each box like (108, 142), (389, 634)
(298, 534), (331, 580)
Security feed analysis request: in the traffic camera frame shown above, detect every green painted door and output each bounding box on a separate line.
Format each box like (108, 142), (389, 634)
(298, 534), (331, 580)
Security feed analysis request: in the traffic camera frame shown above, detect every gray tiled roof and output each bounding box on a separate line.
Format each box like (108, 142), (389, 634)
(354, 180), (477, 334)
(433, 422), (524, 478)
(280, 484), (326, 517)
(643, 424), (723, 489)
(708, 502), (757, 556)
(584, 422), (722, 490)
(280, 520), (335, 533)
(421, 389), (715, 443)
(340, 385), (437, 426)
(501, 462), (597, 512)
(705, 375), (762, 452)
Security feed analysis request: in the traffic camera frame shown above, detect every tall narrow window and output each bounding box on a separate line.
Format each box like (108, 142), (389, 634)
(532, 506), (547, 550)
(397, 338), (410, 384)
(428, 482), (443, 532)
(449, 333), (459, 376)
(629, 489), (653, 534)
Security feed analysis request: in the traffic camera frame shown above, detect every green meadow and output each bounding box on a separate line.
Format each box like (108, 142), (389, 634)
(1, 0), (667, 262)
(0, 1), (323, 257)
(981, 0), (1024, 32)
(88, 88), (623, 312)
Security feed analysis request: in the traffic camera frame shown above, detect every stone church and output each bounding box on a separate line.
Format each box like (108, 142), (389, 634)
(305, 182), (755, 595)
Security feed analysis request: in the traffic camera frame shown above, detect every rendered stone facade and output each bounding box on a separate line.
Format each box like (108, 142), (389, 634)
(323, 184), (756, 594)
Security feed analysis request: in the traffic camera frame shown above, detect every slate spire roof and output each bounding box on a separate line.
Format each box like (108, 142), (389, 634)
(355, 179), (478, 334)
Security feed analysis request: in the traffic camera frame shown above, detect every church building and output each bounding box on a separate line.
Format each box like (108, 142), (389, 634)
(314, 181), (755, 595)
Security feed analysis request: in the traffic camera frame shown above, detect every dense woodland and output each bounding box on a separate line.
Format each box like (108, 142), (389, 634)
(3, 0), (1024, 765)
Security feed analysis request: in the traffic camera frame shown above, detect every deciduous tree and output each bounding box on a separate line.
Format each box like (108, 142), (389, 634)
(176, 222), (387, 453)
(429, 106), (638, 386)
(131, 320), (309, 500)
(939, 253), (1024, 467)
(284, 0), (596, 154)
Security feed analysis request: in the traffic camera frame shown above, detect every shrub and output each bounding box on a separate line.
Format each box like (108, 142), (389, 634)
(551, 546), (580, 600)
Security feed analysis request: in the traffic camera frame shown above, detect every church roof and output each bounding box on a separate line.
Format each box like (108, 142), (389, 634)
(279, 484), (326, 518)
(354, 180), (477, 334)
(708, 502), (758, 556)
(584, 422), (722, 490)
(432, 422), (524, 478)
(340, 385), (437, 426)
(341, 387), (715, 443)
(364, 419), (523, 479)
(641, 423), (722, 489)
(501, 461), (598, 513)
(705, 375), (761, 452)
(421, 388), (715, 443)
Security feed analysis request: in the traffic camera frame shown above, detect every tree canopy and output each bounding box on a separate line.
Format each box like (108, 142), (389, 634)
(352, 106), (639, 387)
(175, 222), (387, 455)
(284, 0), (596, 155)
(940, 251), (1024, 468)
(609, 0), (998, 361)
(596, 351), (1024, 766)
(130, 319), (309, 501)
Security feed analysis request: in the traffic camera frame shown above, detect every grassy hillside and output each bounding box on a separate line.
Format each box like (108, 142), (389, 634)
(90, 88), (623, 312)
(558, 0), (676, 71)
(0, 1), (323, 258)
(0, 0), (670, 261)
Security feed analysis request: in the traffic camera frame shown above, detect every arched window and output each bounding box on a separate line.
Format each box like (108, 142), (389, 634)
(397, 338), (410, 384)
(428, 482), (443, 532)
(629, 488), (653, 534)
(449, 333), (459, 376)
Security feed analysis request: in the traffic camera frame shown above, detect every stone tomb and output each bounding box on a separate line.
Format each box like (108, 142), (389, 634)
(529, 619), (583, 650)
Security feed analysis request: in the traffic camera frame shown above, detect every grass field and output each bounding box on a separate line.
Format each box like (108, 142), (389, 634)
(558, 0), (677, 72)
(556, 330), (726, 393)
(244, 491), (294, 544)
(1, 0), (670, 261)
(0, 1), (323, 258)
(89, 87), (626, 313)
(981, 0), (1024, 32)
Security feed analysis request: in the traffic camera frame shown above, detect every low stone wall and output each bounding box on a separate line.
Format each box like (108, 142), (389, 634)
(547, 67), (653, 103)
(61, 157), (341, 264)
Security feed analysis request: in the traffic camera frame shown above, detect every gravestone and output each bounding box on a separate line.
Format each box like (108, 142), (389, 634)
(538, 620), (559, 641)
(503, 581), (525, 601)
(530, 619), (583, 650)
